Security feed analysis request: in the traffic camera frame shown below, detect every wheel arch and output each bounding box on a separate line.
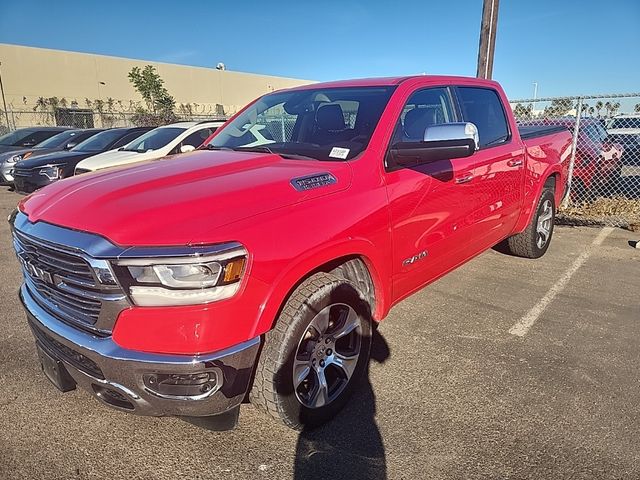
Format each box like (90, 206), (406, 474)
(250, 242), (391, 340)
(514, 165), (564, 233)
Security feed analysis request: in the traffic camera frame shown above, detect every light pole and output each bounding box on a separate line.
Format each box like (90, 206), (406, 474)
(0, 62), (11, 130)
(476, 0), (500, 79)
(532, 81), (538, 116)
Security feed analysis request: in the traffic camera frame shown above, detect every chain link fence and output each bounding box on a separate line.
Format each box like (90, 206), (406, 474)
(3, 93), (639, 228)
(511, 93), (640, 228)
(0, 108), (228, 132)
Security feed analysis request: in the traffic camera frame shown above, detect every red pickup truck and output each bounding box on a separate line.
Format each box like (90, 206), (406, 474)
(11, 75), (571, 431)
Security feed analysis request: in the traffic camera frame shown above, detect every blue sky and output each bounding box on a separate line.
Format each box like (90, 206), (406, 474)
(0, 0), (638, 99)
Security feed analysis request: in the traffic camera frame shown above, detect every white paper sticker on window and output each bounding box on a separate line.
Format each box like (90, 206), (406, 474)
(329, 147), (350, 159)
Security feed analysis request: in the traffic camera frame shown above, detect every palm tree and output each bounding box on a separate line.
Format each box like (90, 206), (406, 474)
(635, 103), (640, 113)
(604, 101), (612, 117)
(595, 101), (603, 118)
(581, 102), (590, 117)
(612, 102), (621, 116)
(588, 106), (595, 116)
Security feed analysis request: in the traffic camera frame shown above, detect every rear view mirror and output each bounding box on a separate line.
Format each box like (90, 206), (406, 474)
(391, 122), (479, 166)
(64, 142), (77, 150)
(180, 144), (196, 154)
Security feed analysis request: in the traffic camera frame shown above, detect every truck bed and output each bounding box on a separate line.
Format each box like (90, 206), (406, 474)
(518, 125), (568, 140)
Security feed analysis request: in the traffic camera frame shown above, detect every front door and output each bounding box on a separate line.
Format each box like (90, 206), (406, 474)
(384, 87), (478, 301)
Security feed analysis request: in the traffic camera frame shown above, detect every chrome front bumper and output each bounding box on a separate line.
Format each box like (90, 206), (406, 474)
(20, 284), (260, 417)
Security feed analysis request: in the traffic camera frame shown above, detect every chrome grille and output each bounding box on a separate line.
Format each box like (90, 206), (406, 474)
(13, 229), (122, 333)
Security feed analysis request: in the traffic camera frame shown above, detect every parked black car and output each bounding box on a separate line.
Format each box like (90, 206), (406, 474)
(0, 127), (71, 154)
(0, 129), (103, 184)
(12, 127), (152, 194)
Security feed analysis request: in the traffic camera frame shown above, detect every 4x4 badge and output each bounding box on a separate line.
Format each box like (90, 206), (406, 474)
(402, 251), (428, 266)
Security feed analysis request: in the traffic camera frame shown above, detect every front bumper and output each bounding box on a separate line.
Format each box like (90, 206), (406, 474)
(0, 160), (15, 183)
(13, 172), (53, 194)
(20, 284), (260, 417)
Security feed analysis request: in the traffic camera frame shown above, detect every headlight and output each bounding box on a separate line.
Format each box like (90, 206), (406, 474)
(39, 166), (63, 180)
(115, 245), (247, 307)
(8, 154), (22, 163)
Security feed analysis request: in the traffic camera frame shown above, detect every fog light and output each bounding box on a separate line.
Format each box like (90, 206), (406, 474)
(143, 372), (219, 398)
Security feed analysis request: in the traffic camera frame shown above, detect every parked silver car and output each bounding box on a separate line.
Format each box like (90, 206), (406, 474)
(0, 129), (102, 184)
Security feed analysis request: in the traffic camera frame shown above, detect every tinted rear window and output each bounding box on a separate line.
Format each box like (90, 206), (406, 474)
(457, 87), (510, 148)
(610, 118), (640, 129)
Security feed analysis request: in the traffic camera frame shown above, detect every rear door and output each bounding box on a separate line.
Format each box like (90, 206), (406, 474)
(454, 86), (525, 252)
(384, 86), (477, 300)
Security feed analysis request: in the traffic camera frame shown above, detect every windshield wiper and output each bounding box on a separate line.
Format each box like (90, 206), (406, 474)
(202, 145), (233, 151)
(232, 145), (275, 154)
(279, 153), (318, 161)
(232, 146), (318, 161)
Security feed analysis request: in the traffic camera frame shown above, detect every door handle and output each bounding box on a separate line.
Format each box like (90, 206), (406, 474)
(507, 158), (524, 167)
(455, 173), (474, 184)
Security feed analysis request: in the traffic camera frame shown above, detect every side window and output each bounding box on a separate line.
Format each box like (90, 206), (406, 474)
(391, 88), (456, 145)
(457, 87), (509, 148)
(21, 131), (59, 146)
(182, 128), (214, 148)
(112, 131), (145, 149)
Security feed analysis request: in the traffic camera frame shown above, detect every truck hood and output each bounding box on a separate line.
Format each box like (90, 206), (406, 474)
(20, 150), (353, 246)
(75, 148), (165, 172)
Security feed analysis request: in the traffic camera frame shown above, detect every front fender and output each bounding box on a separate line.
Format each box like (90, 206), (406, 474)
(249, 237), (392, 339)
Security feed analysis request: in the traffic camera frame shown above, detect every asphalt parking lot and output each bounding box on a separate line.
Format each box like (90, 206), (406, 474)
(1, 186), (639, 480)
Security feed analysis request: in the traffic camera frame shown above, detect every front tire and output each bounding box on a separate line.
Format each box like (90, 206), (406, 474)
(250, 273), (372, 430)
(504, 188), (556, 259)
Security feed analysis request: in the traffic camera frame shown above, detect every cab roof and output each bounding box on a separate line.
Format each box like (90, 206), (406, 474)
(285, 75), (500, 91)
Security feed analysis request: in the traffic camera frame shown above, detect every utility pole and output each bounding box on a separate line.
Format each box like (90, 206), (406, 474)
(476, 0), (500, 79)
(0, 62), (11, 130)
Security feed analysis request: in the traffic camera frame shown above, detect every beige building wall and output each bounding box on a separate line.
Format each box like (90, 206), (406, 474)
(0, 43), (313, 118)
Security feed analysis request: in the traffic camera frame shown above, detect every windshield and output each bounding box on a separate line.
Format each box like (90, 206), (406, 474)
(208, 86), (395, 160)
(0, 129), (38, 146)
(72, 129), (126, 152)
(34, 130), (80, 149)
(609, 118), (640, 129)
(121, 127), (185, 152)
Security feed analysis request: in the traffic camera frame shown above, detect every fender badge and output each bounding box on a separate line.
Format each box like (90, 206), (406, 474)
(402, 251), (428, 266)
(291, 173), (337, 191)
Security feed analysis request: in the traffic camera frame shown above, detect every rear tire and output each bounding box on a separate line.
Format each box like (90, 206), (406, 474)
(250, 273), (372, 430)
(504, 188), (556, 259)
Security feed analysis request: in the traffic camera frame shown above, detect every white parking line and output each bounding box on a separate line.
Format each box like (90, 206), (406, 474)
(508, 227), (614, 337)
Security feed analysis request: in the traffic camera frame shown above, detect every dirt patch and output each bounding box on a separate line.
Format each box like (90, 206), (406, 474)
(558, 197), (640, 230)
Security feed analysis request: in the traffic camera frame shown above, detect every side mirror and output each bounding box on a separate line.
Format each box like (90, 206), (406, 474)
(64, 142), (77, 150)
(390, 122), (479, 166)
(180, 144), (196, 154)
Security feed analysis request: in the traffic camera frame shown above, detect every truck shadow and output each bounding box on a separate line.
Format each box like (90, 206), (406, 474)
(292, 327), (390, 480)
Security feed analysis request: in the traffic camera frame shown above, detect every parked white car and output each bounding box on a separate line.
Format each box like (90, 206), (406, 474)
(74, 121), (225, 174)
